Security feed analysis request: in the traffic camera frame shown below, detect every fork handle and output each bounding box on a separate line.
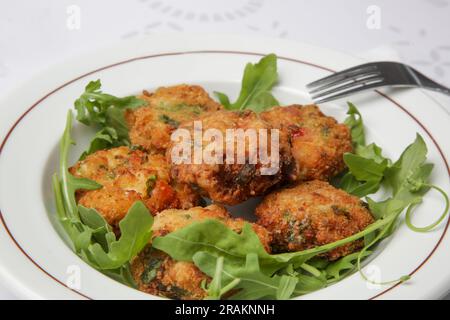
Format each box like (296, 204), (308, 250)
(424, 83), (450, 96)
(412, 68), (450, 96)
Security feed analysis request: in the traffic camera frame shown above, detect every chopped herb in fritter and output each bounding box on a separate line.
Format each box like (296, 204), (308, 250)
(159, 114), (180, 128)
(141, 256), (163, 284)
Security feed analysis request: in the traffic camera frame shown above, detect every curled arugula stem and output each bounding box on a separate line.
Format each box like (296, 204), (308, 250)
(356, 212), (410, 286)
(405, 184), (450, 233)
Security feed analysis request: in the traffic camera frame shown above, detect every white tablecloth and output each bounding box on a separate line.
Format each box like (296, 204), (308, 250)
(1, 0), (449, 300)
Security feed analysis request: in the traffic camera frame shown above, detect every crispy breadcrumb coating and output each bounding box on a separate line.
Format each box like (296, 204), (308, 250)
(126, 84), (222, 153)
(261, 105), (352, 181)
(255, 180), (374, 260)
(131, 248), (207, 300)
(69, 146), (201, 227)
(168, 110), (294, 205)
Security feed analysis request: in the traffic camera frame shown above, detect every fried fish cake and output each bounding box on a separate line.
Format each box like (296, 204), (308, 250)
(255, 180), (374, 260)
(131, 248), (207, 300)
(168, 110), (294, 205)
(76, 186), (143, 227)
(152, 205), (272, 251)
(260, 105), (352, 181)
(69, 146), (201, 226)
(131, 205), (272, 300)
(127, 84), (222, 153)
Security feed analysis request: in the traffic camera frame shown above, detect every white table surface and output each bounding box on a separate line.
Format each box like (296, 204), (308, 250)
(1, 0), (449, 300)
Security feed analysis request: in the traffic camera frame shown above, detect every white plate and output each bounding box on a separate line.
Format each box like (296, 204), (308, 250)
(0, 34), (449, 300)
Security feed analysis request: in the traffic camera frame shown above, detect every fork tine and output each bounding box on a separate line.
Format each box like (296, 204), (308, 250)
(313, 81), (385, 104)
(306, 63), (378, 89)
(310, 74), (384, 99)
(308, 71), (382, 94)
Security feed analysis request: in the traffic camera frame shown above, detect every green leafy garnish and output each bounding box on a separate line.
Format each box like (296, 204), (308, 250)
(74, 80), (146, 158)
(336, 105), (449, 286)
(197, 252), (300, 300)
(341, 145), (389, 197)
(215, 54), (279, 112)
(53, 111), (153, 285)
(326, 251), (372, 282)
(154, 215), (403, 266)
(86, 201), (153, 269)
(152, 214), (402, 278)
(370, 134), (449, 233)
(384, 134), (432, 202)
(338, 102), (390, 197)
(344, 102), (365, 146)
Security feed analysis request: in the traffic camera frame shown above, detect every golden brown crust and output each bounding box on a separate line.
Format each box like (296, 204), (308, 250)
(255, 180), (374, 260)
(261, 105), (352, 182)
(168, 110), (294, 205)
(127, 84), (222, 153)
(131, 248), (208, 300)
(69, 146), (202, 227)
(77, 186), (142, 227)
(151, 204), (230, 237)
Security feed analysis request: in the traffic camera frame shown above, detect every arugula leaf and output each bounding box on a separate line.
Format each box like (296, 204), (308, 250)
(79, 127), (118, 160)
(338, 104), (389, 197)
(86, 201), (153, 269)
(102, 265), (136, 288)
(276, 274), (300, 300)
(74, 80), (146, 156)
(58, 111), (102, 227)
(203, 256), (228, 300)
(360, 134), (434, 221)
(214, 54), (279, 112)
(385, 134), (430, 201)
(382, 134), (448, 233)
(277, 264), (327, 294)
(344, 102), (365, 146)
(153, 216), (398, 276)
(341, 145), (389, 197)
(355, 143), (388, 164)
(152, 220), (270, 267)
(194, 252), (299, 300)
(53, 111), (153, 285)
(352, 135), (448, 286)
(294, 273), (327, 294)
(355, 202), (410, 285)
(325, 251), (372, 282)
(78, 205), (113, 252)
(367, 197), (405, 220)
(344, 153), (386, 182)
(339, 173), (380, 197)
(75, 80), (144, 127)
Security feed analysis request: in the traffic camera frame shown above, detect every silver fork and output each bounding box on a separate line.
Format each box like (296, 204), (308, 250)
(306, 61), (450, 103)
